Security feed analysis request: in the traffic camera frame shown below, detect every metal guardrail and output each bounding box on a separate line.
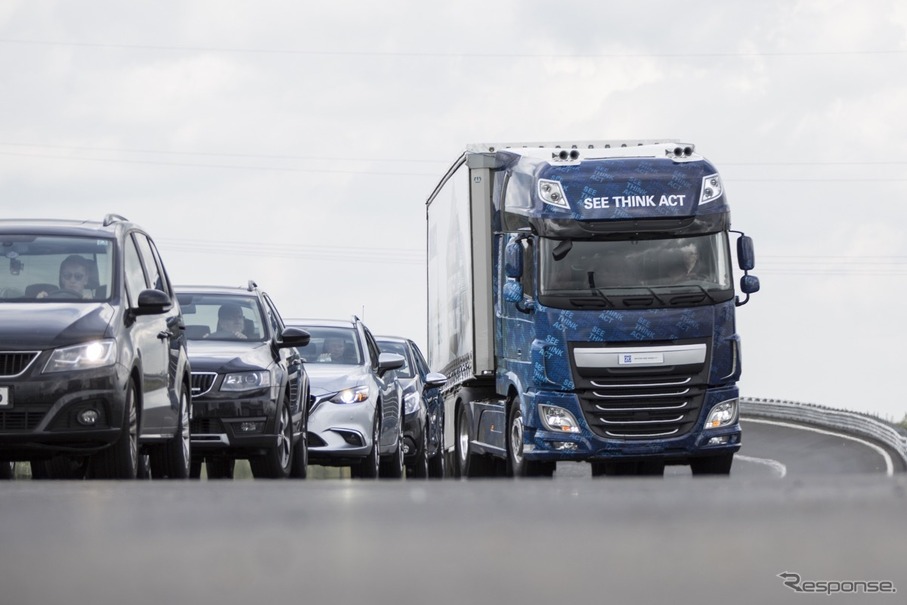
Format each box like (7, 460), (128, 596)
(740, 397), (907, 469)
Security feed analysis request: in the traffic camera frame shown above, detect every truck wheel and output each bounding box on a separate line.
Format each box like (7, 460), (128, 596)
(690, 453), (733, 476)
(250, 401), (292, 479)
(91, 380), (139, 479)
(508, 405), (554, 478)
(456, 404), (489, 478)
(150, 388), (191, 479)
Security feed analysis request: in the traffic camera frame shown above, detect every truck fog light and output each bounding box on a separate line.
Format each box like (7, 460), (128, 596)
(238, 421), (263, 433)
(704, 399), (738, 429)
(77, 409), (100, 426)
(539, 405), (581, 433)
(707, 436), (730, 446)
(553, 441), (578, 451)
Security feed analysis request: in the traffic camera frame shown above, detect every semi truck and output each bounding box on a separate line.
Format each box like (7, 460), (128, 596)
(425, 141), (759, 477)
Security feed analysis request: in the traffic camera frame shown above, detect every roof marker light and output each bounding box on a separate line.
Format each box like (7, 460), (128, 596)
(538, 179), (569, 210)
(700, 173), (724, 205)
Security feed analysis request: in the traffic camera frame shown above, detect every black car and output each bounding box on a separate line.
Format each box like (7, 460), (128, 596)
(376, 336), (447, 478)
(176, 283), (310, 479)
(0, 214), (192, 480)
(288, 317), (406, 479)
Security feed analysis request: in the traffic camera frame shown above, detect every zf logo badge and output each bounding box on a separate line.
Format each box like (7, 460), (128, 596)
(623, 355), (633, 363)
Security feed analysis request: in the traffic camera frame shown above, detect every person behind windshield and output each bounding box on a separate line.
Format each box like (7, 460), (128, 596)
(317, 337), (353, 363)
(675, 244), (704, 281)
(37, 255), (93, 299)
(206, 303), (247, 340)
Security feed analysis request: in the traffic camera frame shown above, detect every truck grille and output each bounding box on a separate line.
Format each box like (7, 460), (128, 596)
(191, 372), (217, 397)
(0, 352), (39, 377)
(570, 340), (709, 440)
(577, 375), (705, 439)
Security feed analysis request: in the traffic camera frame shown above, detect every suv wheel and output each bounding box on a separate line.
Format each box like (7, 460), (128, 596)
(250, 400), (292, 479)
(410, 425), (429, 479)
(290, 414), (309, 479)
(91, 379), (139, 479)
(150, 387), (191, 479)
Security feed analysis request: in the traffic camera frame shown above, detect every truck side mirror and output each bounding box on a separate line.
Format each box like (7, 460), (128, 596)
(503, 279), (523, 303)
(504, 240), (523, 279)
(737, 235), (756, 271)
(736, 274), (760, 306)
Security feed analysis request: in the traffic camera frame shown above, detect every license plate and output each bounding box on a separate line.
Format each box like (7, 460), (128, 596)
(0, 386), (10, 408)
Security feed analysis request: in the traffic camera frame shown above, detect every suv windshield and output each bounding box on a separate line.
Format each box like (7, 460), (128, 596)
(0, 235), (114, 302)
(178, 294), (267, 342)
(296, 327), (363, 365)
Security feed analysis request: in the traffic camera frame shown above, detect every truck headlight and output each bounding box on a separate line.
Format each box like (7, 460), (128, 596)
(44, 340), (117, 373)
(221, 371), (270, 392)
(539, 405), (581, 433)
(704, 398), (738, 429)
(330, 386), (369, 404)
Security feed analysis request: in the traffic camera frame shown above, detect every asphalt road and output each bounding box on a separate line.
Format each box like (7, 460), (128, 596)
(1, 419), (904, 605)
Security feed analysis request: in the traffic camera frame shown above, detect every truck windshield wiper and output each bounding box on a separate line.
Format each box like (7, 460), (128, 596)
(666, 284), (719, 305)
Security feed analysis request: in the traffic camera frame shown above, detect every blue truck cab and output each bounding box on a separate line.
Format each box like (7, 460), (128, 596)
(426, 141), (759, 477)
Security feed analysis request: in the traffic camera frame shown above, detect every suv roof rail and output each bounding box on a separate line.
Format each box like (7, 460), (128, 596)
(103, 213), (129, 226)
(246, 280), (258, 292)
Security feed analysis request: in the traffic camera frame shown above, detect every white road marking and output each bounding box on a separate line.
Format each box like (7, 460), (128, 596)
(736, 454), (787, 478)
(742, 417), (894, 476)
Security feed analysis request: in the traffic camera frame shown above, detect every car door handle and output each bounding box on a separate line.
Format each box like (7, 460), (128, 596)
(157, 330), (172, 340)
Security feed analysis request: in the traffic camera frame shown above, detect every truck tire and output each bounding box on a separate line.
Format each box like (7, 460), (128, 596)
(456, 404), (491, 478)
(690, 453), (733, 476)
(90, 379), (139, 479)
(508, 404), (554, 478)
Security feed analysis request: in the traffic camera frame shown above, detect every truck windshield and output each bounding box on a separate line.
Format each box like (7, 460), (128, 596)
(538, 233), (733, 308)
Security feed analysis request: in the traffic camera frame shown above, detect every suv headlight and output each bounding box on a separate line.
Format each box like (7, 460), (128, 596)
(221, 371), (270, 392)
(44, 340), (117, 373)
(330, 386), (369, 404)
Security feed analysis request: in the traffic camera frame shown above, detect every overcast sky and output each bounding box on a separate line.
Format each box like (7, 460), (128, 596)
(1, 1), (905, 421)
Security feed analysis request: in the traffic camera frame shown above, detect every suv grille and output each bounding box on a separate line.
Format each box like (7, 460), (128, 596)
(191, 372), (217, 397)
(0, 410), (44, 431)
(0, 352), (39, 377)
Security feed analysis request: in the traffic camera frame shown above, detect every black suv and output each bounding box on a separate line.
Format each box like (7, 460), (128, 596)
(176, 283), (310, 479)
(0, 214), (192, 479)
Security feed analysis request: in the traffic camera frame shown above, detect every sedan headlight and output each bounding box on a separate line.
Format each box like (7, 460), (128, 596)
(221, 371), (270, 392)
(403, 392), (420, 414)
(44, 340), (117, 373)
(330, 386), (369, 404)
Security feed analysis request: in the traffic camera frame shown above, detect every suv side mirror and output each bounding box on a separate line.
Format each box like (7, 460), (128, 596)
(134, 289), (172, 316)
(278, 327), (310, 348)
